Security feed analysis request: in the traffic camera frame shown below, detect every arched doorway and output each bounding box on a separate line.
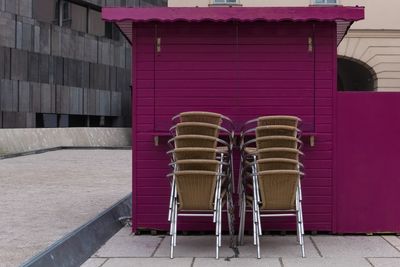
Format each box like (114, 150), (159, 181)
(337, 57), (377, 91)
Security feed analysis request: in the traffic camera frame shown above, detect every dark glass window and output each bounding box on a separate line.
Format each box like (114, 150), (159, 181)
(88, 9), (105, 36)
(58, 114), (69, 127)
(36, 114), (58, 128)
(51, 1), (116, 39)
(105, 22), (121, 41)
(70, 3), (87, 32)
(69, 115), (88, 127)
(55, 0), (71, 26)
(337, 57), (376, 91)
(33, 0), (56, 23)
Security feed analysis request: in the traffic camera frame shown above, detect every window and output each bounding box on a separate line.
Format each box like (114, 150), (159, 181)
(213, 0), (239, 4)
(88, 9), (105, 36)
(70, 3), (87, 32)
(53, 0), (113, 39)
(105, 22), (121, 41)
(312, 0), (338, 5)
(55, 0), (71, 26)
(337, 57), (376, 91)
(36, 114), (58, 128)
(33, 0), (56, 23)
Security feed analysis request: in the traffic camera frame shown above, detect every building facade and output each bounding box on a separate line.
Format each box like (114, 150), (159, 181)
(0, 0), (166, 128)
(169, 0), (400, 92)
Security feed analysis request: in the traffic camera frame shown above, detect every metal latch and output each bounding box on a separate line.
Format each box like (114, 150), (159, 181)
(156, 37), (161, 53)
(154, 136), (159, 146)
(308, 37), (313, 53)
(309, 135), (315, 147)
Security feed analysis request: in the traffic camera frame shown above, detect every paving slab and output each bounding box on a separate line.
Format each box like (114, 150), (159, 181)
(80, 258), (108, 267)
(368, 257), (400, 267)
(237, 235), (320, 258)
(311, 236), (400, 258)
(283, 257), (371, 267)
(382, 236), (400, 251)
(85, 228), (400, 267)
(193, 257), (281, 267)
(154, 236), (235, 258)
(101, 258), (193, 267)
(93, 230), (163, 257)
(0, 149), (131, 267)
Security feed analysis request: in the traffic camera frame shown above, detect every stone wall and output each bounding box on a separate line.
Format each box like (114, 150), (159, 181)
(0, 0), (166, 128)
(0, 127), (131, 155)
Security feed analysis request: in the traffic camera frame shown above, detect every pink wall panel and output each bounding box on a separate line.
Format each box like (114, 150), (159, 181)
(132, 21), (336, 232)
(335, 93), (400, 233)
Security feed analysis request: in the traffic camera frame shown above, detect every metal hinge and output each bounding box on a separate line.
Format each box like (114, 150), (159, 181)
(308, 37), (313, 53)
(309, 135), (315, 147)
(154, 135), (159, 146)
(156, 37), (161, 53)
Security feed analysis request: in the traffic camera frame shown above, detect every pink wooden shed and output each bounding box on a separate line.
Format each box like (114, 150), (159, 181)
(102, 7), (400, 234)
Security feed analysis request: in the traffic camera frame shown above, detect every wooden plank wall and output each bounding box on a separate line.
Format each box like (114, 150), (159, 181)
(133, 21), (335, 232)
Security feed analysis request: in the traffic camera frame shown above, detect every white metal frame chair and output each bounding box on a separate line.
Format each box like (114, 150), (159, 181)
(237, 116), (305, 258)
(239, 166), (306, 258)
(167, 112), (237, 257)
(167, 165), (226, 259)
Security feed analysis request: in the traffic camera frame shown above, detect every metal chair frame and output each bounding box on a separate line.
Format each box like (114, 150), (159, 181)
(238, 136), (303, 206)
(167, 159), (226, 259)
(238, 160), (306, 258)
(168, 134), (235, 192)
(237, 116), (305, 258)
(169, 122), (236, 191)
(172, 112), (235, 133)
(239, 116), (302, 137)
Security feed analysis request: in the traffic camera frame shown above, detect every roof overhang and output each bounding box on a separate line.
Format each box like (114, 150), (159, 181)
(102, 7), (364, 46)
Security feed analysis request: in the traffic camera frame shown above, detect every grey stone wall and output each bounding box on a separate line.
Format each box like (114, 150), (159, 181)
(0, 0), (166, 128)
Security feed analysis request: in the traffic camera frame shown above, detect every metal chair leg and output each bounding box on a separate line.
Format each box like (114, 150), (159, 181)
(215, 197), (220, 259)
(252, 202), (256, 246)
(297, 185), (306, 258)
(230, 151), (235, 193)
(296, 190), (301, 244)
(255, 204), (261, 259)
(219, 199), (222, 247)
(238, 191), (246, 245)
(299, 205), (305, 257)
(170, 197), (176, 259)
(173, 199), (178, 247)
(256, 224), (261, 259)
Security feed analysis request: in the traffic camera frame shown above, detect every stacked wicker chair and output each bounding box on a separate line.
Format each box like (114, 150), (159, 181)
(238, 116), (306, 258)
(167, 111), (235, 259)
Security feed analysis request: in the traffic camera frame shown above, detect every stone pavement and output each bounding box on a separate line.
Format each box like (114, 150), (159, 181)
(0, 149), (131, 267)
(83, 227), (400, 267)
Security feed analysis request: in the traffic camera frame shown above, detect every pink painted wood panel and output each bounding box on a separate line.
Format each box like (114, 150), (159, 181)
(132, 21), (336, 232)
(335, 92), (400, 233)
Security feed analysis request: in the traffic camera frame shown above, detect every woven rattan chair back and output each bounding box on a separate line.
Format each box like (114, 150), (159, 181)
(256, 136), (300, 150)
(179, 111), (223, 126)
(173, 170), (218, 210)
(257, 170), (301, 210)
(257, 158), (300, 172)
(175, 159), (220, 172)
(172, 148), (217, 161)
(257, 115), (301, 128)
(173, 135), (218, 149)
(175, 122), (220, 138)
(257, 148), (303, 161)
(256, 125), (298, 138)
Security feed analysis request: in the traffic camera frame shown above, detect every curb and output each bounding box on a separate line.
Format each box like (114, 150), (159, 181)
(0, 146), (131, 160)
(20, 193), (132, 267)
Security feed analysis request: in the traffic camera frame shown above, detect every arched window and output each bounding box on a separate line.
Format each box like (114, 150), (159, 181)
(337, 57), (377, 91)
